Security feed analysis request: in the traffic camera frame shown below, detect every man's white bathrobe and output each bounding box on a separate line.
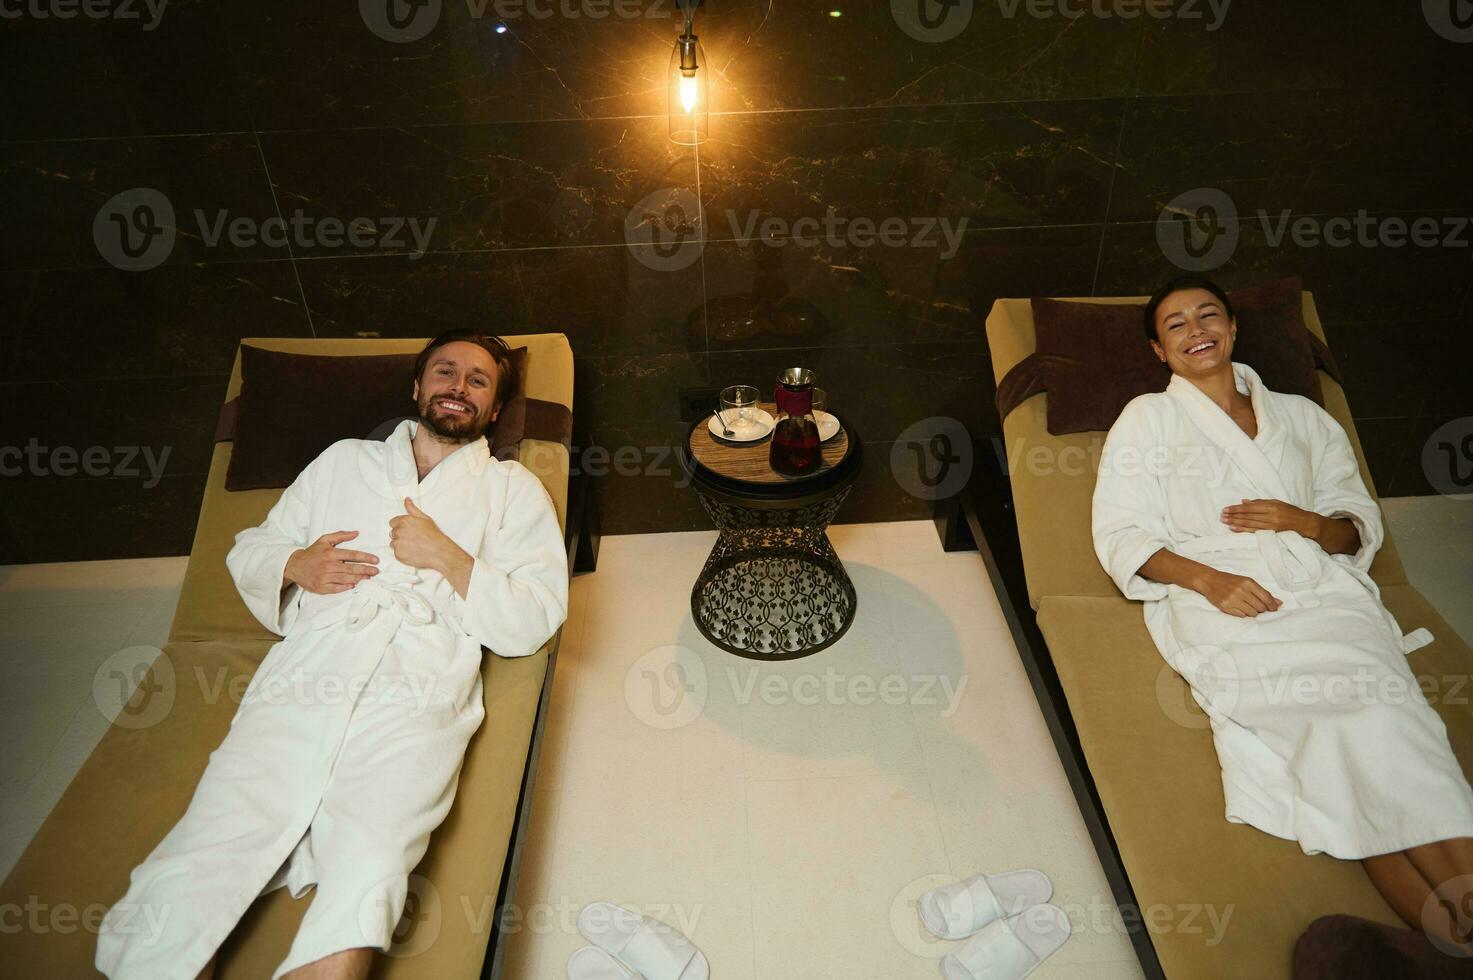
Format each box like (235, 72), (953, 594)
(96, 420), (568, 979)
(1092, 362), (1473, 860)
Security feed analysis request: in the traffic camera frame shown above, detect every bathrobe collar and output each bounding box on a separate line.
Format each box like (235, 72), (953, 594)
(1167, 362), (1289, 501)
(381, 418), (492, 503)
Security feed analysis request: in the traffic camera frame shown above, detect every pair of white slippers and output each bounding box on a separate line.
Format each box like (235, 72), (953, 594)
(919, 869), (1071, 979)
(566, 902), (710, 979)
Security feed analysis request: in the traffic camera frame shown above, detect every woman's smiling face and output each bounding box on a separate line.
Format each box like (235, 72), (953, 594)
(1150, 287), (1237, 376)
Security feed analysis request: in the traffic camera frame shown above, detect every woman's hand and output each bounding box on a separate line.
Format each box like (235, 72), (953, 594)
(1221, 498), (1319, 536)
(1195, 567), (1282, 618)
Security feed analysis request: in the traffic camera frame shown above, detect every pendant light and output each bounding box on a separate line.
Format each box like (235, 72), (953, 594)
(669, 0), (708, 145)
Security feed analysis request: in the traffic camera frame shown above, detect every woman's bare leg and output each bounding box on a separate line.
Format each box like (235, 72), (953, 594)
(1405, 837), (1473, 948)
(1363, 852), (1431, 930)
(195, 951), (218, 980)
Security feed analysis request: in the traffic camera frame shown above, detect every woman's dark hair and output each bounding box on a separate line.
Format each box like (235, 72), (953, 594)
(413, 329), (521, 411)
(1143, 275), (1236, 342)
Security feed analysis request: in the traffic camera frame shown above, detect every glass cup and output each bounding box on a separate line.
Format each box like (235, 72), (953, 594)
(811, 387), (828, 414)
(719, 385), (761, 432)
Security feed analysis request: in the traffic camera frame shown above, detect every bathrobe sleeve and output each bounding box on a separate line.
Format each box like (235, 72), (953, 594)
(452, 462), (569, 659)
(1305, 404), (1383, 573)
(225, 449), (332, 637)
(1092, 398), (1174, 602)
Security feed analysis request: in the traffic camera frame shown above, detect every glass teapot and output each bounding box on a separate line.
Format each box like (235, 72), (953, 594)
(769, 367), (821, 475)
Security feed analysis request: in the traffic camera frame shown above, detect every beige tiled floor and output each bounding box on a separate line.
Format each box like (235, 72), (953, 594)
(502, 521), (1144, 980)
(2, 501), (1469, 978)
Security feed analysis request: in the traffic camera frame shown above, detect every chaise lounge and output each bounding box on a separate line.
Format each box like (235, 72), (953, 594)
(952, 289), (1473, 979)
(0, 333), (582, 978)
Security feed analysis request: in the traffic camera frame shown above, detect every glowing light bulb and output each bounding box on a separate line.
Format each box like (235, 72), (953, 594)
(679, 73), (699, 114)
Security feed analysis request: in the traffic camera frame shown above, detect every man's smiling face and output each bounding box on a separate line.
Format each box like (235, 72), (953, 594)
(413, 341), (501, 442)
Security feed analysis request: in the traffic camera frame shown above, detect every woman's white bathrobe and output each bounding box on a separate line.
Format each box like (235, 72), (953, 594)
(1092, 362), (1473, 859)
(96, 420), (568, 979)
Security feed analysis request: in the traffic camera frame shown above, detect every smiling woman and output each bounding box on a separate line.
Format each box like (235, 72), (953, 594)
(1093, 274), (1473, 954)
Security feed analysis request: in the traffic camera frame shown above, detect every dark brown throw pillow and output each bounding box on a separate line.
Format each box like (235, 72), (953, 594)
(1030, 277), (1321, 435)
(225, 344), (528, 491)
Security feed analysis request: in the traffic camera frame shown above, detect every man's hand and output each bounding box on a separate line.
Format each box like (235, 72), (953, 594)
(1196, 567), (1282, 618)
(390, 499), (473, 596)
(284, 530), (379, 595)
(1221, 498), (1318, 536)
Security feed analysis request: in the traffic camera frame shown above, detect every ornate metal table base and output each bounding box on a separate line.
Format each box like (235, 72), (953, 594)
(691, 490), (857, 659)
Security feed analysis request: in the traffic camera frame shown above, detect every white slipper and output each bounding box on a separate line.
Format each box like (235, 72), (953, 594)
(568, 945), (638, 979)
(941, 902), (1071, 980)
(919, 869), (1053, 940)
(576, 902), (710, 980)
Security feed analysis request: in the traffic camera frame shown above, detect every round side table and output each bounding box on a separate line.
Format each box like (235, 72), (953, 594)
(680, 406), (864, 660)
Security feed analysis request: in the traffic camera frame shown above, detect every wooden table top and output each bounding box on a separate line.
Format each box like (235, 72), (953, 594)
(687, 402), (852, 485)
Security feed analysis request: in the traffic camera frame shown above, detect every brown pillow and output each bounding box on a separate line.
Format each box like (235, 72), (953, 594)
(225, 345), (528, 491)
(1030, 277), (1321, 435)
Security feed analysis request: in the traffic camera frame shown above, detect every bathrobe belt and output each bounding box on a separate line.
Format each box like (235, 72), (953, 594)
(345, 575), (435, 633)
(1177, 531), (1325, 608)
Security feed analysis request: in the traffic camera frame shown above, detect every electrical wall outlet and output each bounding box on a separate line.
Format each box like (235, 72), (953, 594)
(678, 386), (722, 424)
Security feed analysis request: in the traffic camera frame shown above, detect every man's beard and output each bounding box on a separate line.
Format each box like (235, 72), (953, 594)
(418, 393), (492, 442)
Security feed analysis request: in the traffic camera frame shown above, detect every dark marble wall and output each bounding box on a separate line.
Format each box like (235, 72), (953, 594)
(2, 1), (1470, 563)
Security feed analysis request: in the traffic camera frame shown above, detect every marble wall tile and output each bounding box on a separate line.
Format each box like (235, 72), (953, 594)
(215, 0), (680, 130)
(0, 135), (281, 271)
(1110, 87), (1473, 222)
(697, 0), (1142, 110)
(1095, 213), (1473, 324)
(293, 247), (704, 357)
(259, 122), (696, 257)
(1134, 2), (1473, 96)
(0, 0), (250, 140)
(698, 101), (1121, 234)
(0, 473), (204, 564)
(0, 375), (224, 482)
(0, 263), (310, 383)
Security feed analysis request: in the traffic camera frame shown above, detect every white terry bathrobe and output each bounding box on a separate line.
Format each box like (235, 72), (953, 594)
(1092, 362), (1473, 860)
(96, 419), (568, 979)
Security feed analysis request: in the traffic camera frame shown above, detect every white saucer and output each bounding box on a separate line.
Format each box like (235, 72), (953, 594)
(814, 410), (841, 442)
(709, 408), (775, 442)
